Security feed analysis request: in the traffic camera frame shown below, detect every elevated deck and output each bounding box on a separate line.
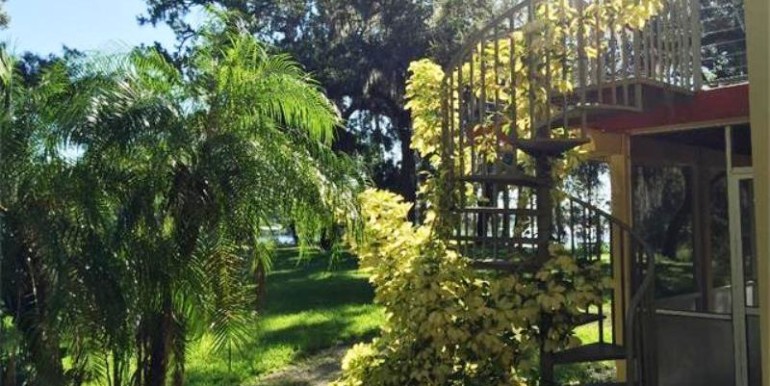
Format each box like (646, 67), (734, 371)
(590, 83), (750, 133)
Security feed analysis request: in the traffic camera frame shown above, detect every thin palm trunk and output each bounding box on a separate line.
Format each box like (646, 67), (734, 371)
(147, 295), (174, 386)
(255, 261), (267, 310)
(3, 355), (17, 386)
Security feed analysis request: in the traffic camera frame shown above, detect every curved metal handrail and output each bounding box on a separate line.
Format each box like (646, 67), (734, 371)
(563, 193), (657, 385)
(443, 0), (532, 73)
(439, 0), (704, 190)
(440, 0), (701, 149)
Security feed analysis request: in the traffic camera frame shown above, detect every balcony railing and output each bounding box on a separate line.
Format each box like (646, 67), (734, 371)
(441, 0), (703, 190)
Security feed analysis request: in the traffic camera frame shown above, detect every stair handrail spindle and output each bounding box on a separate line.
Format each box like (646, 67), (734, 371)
(563, 195), (657, 386)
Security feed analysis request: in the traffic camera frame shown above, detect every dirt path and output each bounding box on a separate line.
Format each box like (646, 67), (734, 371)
(255, 345), (348, 386)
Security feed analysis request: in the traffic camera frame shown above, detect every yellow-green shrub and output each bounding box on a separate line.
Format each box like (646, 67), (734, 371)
(333, 189), (606, 386)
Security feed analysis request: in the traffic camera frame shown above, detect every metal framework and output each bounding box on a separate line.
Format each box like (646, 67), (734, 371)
(439, 0), (704, 384)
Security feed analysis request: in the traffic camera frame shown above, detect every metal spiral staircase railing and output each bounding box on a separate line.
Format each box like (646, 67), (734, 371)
(554, 195), (658, 386)
(439, 0), (702, 384)
(451, 187), (658, 385)
(441, 0), (702, 181)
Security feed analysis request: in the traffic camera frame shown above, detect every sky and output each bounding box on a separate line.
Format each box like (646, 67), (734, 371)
(1, 0), (178, 56)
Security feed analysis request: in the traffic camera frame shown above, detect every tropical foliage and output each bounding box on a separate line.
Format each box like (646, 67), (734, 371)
(142, 0), (514, 202)
(0, 15), (358, 386)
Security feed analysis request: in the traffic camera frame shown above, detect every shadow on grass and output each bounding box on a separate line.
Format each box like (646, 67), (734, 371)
(186, 248), (383, 386)
(265, 273), (375, 315)
(262, 249), (375, 315)
(187, 370), (243, 386)
(242, 313), (364, 354)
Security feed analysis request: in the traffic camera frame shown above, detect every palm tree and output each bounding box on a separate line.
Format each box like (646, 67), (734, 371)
(0, 15), (359, 386)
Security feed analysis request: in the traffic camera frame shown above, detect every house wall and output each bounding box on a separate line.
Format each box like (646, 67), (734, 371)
(656, 314), (735, 386)
(746, 1), (770, 385)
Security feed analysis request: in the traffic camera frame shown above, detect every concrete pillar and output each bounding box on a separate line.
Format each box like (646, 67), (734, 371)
(745, 0), (770, 385)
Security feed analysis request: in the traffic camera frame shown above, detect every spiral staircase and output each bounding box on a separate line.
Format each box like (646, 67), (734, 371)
(439, 0), (702, 384)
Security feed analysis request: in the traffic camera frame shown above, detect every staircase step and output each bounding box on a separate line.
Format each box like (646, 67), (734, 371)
(530, 103), (642, 133)
(457, 173), (549, 187)
(552, 343), (626, 364)
(470, 259), (518, 272)
(456, 207), (540, 217)
(573, 312), (606, 327)
(517, 138), (591, 157)
(457, 236), (538, 245)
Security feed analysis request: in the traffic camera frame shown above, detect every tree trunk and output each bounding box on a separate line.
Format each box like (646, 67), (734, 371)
(662, 174), (693, 259)
(397, 126), (416, 204)
(147, 297), (174, 386)
(172, 333), (186, 386)
(255, 261), (267, 310)
(111, 350), (124, 386)
(15, 248), (66, 386)
(4, 355), (17, 386)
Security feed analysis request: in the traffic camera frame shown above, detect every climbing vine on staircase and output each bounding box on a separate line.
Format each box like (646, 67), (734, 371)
(333, 190), (607, 385)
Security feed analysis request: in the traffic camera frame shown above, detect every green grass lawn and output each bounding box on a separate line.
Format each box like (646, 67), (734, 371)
(564, 303), (617, 383)
(182, 247), (616, 385)
(186, 248), (384, 385)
